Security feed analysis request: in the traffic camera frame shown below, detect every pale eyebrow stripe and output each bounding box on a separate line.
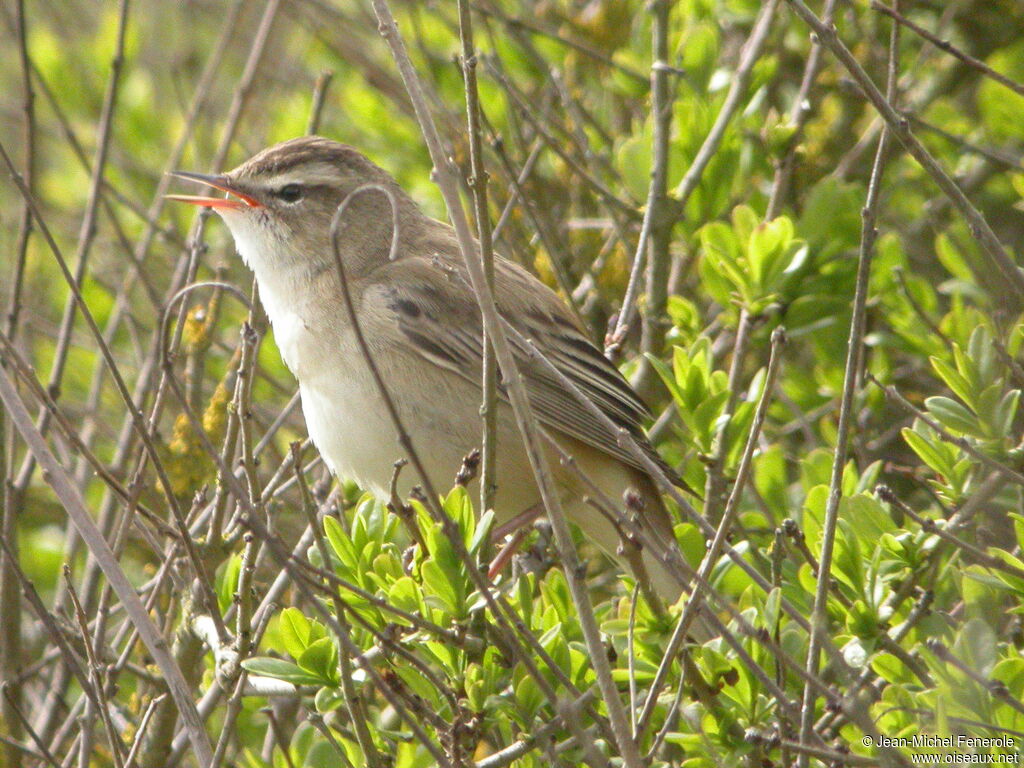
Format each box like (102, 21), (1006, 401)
(253, 165), (340, 187)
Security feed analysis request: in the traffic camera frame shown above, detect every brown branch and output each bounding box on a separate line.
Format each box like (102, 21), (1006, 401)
(0, 0), (32, 725)
(65, 567), (127, 768)
(629, 0), (781, 395)
(703, 308), (753, 523)
(456, 0), (499, 518)
(3, 0), (36, 340)
(673, 0), (781, 208)
(608, 0), (678, 370)
(26, 0), (131, 462)
(292, 445), (383, 768)
(766, 0), (839, 218)
(305, 69), (334, 135)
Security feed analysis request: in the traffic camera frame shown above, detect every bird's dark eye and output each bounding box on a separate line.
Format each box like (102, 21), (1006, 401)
(276, 183), (303, 202)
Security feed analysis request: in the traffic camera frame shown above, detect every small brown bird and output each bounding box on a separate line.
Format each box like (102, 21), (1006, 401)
(169, 136), (687, 602)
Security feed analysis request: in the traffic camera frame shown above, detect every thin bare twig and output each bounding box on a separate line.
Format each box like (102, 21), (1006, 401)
(456, 0), (499, 518)
(608, 0), (678, 369)
(796, 6), (899, 761)
(0, 2), (33, 730)
(306, 69), (334, 134)
(3, 0), (36, 340)
(629, 0), (781, 395)
(24, 0), (131, 464)
(766, 0), (839, 218)
(871, 2), (1024, 99)
(64, 567), (127, 768)
(703, 309), (753, 523)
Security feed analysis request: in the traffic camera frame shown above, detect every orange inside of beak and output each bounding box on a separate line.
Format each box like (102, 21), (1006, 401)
(165, 173), (262, 209)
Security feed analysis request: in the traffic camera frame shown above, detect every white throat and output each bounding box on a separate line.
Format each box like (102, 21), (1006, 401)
(219, 210), (321, 377)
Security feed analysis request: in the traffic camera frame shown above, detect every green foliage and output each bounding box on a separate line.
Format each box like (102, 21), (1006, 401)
(698, 205), (809, 316)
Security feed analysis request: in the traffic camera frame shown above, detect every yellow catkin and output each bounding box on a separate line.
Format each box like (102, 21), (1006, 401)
(202, 380), (231, 446)
(181, 305), (209, 351)
(162, 412), (206, 497)
(181, 292), (221, 352)
(161, 378), (231, 497)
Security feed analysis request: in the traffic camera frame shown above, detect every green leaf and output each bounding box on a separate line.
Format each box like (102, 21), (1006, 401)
(748, 215), (796, 293)
(841, 493), (897, 543)
(299, 637), (339, 685)
(978, 39), (1024, 140)
(832, 520), (865, 598)
(799, 177), (863, 252)
(952, 618), (997, 676)
(935, 233), (976, 283)
(389, 576), (423, 622)
(901, 427), (953, 478)
(324, 514), (358, 570)
(731, 205), (759, 243)
(973, 382), (1002, 435)
(930, 356), (975, 409)
(996, 390), (1021, 434)
(370, 551), (403, 585)
(872, 652), (911, 684)
(762, 587), (781, 630)
(801, 485), (828, 547)
(314, 686), (347, 714)
(422, 558), (463, 617)
(279, 607), (313, 660)
(646, 352), (686, 407)
(988, 549), (1024, 594)
(968, 325), (997, 386)
(469, 509), (495, 556)
(991, 658), (1024, 697)
(683, 355), (708, 406)
(692, 390), (729, 448)
(443, 484), (475, 547)
(753, 443), (787, 512)
(217, 554), (242, 615)
(925, 396), (983, 437)
(514, 674), (544, 719)
(241, 657), (323, 686)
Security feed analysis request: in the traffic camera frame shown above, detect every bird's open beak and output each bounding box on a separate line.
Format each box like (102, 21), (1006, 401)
(165, 171), (262, 209)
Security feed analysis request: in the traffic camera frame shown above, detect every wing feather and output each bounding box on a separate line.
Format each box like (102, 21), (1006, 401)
(363, 245), (680, 483)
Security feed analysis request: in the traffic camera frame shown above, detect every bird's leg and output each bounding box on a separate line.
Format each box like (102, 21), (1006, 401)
(490, 502), (545, 541)
(487, 526), (531, 580)
(487, 502), (545, 579)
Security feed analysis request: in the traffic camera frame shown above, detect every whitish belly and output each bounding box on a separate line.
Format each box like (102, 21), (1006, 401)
(297, 365), (547, 519)
(299, 376), (402, 497)
(297, 365), (487, 502)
